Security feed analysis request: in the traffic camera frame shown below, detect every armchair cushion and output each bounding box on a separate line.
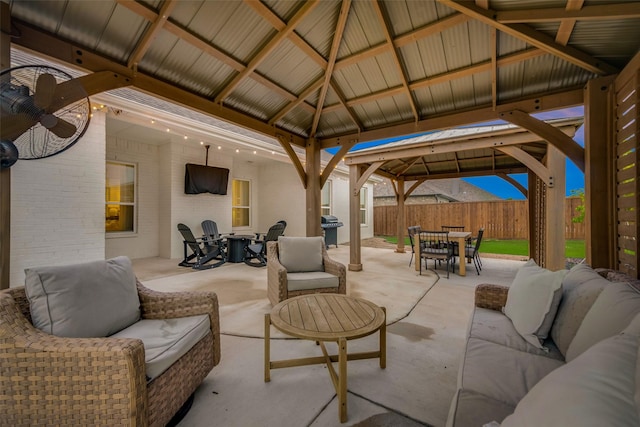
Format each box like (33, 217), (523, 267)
(111, 314), (210, 381)
(287, 271), (340, 291)
(278, 236), (324, 273)
(24, 256), (140, 338)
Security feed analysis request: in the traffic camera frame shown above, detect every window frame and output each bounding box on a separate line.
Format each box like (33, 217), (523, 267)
(359, 186), (368, 226)
(321, 180), (332, 216)
(232, 178), (251, 229)
(105, 160), (137, 237)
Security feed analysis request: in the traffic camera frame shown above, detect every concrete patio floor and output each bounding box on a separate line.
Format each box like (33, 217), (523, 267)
(132, 244), (525, 427)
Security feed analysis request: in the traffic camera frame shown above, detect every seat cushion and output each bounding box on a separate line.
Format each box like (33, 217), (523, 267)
(550, 263), (610, 357)
(25, 256), (140, 338)
(460, 337), (564, 407)
(566, 281), (640, 361)
(501, 313), (640, 427)
(503, 259), (567, 350)
(287, 271), (339, 291)
(278, 236), (324, 273)
(111, 314), (210, 381)
(446, 388), (515, 427)
(468, 308), (563, 360)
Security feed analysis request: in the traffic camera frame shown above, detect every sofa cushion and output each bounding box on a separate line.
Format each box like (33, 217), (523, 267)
(550, 263), (610, 357)
(566, 281), (640, 361)
(278, 236), (324, 273)
(500, 313), (640, 427)
(287, 271), (339, 291)
(460, 337), (564, 407)
(111, 314), (210, 381)
(25, 256), (140, 338)
(503, 259), (567, 350)
(468, 308), (563, 360)
(446, 389), (515, 427)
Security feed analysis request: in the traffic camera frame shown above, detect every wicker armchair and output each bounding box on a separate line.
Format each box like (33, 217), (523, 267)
(267, 237), (346, 306)
(0, 280), (221, 427)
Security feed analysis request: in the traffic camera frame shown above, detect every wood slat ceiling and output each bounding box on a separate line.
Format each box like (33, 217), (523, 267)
(6, 0), (640, 150)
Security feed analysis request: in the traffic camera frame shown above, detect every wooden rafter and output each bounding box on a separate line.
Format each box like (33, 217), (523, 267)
(269, 78), (325, 126)
(214, 1), (320, 104)
(556, 0), (585, 46)
(321, 140), (358, 187)
(310, 0), (351, 137)
(330, 80), (363, 130)
(126, 0), (176, 69)
(439, 0), (618, 75)
(497, 146), (552, 186)
(496, 2), (640, 23)
(372, 1), (418, 121)
(405, 178), (427, 199)
(276, 135), (307, 188)
(497, 172), (528, 197)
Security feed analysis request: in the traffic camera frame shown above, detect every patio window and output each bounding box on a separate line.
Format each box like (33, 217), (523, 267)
(322, 181), (332, 216)
(105, 161), (136, 233)
(232, 179), (250, 227)
(360, 187), (368, 225)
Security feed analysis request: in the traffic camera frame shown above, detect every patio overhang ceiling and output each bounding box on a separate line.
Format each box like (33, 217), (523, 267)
(343, 116), (584, 185)
(5, 0), (640, 153)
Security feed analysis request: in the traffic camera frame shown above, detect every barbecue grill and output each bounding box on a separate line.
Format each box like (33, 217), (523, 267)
(320, 215), (343, 248)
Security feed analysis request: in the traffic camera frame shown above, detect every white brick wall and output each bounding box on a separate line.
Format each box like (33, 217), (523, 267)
(257, 161), (306, 237)
(105, 136), (161, 259)
(9, 111), (106, 286)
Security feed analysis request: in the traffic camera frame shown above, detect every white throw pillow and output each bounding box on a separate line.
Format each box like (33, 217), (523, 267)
(503, 259), (567, 350)
(500, 313), (640, 427)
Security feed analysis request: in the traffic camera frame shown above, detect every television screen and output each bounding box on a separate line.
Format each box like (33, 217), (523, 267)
(184, 163), (229, 195)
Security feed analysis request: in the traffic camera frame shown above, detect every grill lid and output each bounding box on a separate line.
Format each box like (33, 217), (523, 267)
(321, 215), (339, 224)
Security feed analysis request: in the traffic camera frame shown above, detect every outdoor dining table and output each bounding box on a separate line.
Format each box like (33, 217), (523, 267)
(414, 231), (472, 276)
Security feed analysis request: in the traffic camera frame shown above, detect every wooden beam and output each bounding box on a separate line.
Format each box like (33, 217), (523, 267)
(496, 2), (640, 23)
(319, 87), (584, 147)
(343, 123), (580, 165)
(497, 172), (528, 197)
(497, 146), (552, 186)
(545, 145), (566, 271)
(1, 1), (11, 289)
(500, 109), (585, 171)
(349, 165), (362, 271)
(330, 80), (363, 130)
(356, 161), (385, 191)
(373, 1), (419, 121)
(439, 0), (618, 75)
(127, 0), (176, 69)
(269, 78), (324, 126)
(215, 1), (320, 103)
(396, 177), (406, 253)
(405, 178), (427, 199)
(556, 0), (584, 46)
(276, 135), (307, 188)
(310, 0), (351, 137)
(306, 138), (322, 237)
(321, 140), (358, 187)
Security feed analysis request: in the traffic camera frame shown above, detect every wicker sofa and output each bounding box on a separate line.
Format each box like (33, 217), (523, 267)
(447, 262), (640, 426)
(0, 257), (221, 427)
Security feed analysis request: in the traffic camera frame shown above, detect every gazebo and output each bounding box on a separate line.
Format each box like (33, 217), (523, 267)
(1, 0), (639, 284)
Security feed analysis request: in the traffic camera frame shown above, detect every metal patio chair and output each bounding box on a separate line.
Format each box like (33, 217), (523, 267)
(418, 230), (455, 278)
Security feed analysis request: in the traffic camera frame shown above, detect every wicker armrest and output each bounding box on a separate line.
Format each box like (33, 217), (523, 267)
(323, 249), (347, 294)
(0, 292), (147, 425)
(267, 241), (288, 303)
(474, 284), (509, 311)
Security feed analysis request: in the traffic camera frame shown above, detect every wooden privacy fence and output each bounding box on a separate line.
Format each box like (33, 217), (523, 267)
(374, 198), (585, 240)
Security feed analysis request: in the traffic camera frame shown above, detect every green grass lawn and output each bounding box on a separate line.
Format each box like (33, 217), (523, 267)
(381, 236), (585, 259)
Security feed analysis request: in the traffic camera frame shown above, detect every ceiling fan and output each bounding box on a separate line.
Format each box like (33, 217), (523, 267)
(0, 65), (91, 168)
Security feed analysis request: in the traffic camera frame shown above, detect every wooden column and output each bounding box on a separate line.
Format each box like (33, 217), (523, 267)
(545, 145), (566, 271)
(305, 138), (322, 237)
(1, 2), (11, 289)
(395, 178), (405, 253)
(528, 172), (545, 266)
(349, 165), (362, 271)
(584, 76), (616, 269)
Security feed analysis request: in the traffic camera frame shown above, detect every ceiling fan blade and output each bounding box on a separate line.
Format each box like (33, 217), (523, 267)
(0, 112), (37, 141)
(42, 115), (77, 138)
(47, 79), (88, 114)
(34, 73), (57, 109)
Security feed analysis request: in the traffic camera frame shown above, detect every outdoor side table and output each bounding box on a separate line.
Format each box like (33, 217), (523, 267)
(264, 294), (386, 423)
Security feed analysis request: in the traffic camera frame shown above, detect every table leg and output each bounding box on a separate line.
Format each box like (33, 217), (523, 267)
(454, 237), (467, 276)
(264, 314), (271, 382)
(338, 337), (347, 423)
(380, 307), (386, 369)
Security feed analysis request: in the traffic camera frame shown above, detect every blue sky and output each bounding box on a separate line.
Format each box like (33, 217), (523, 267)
(328, 106), (585, 200)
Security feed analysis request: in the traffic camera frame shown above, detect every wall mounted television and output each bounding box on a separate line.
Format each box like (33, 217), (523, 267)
(184, 163), (229, 195)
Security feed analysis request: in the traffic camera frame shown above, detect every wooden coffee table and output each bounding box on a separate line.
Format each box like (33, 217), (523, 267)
(264, 294), (386, 423)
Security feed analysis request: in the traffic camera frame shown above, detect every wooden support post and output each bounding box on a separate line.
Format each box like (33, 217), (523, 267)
(305, 138), (322, 237)
(1, 2), (11, 289)
(545, 145), (566, 271)
(349, 165), (362, 271)
(584, 76), (616, 269)
(396, 178), (406, 253)
(528, 171), (544, 266)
